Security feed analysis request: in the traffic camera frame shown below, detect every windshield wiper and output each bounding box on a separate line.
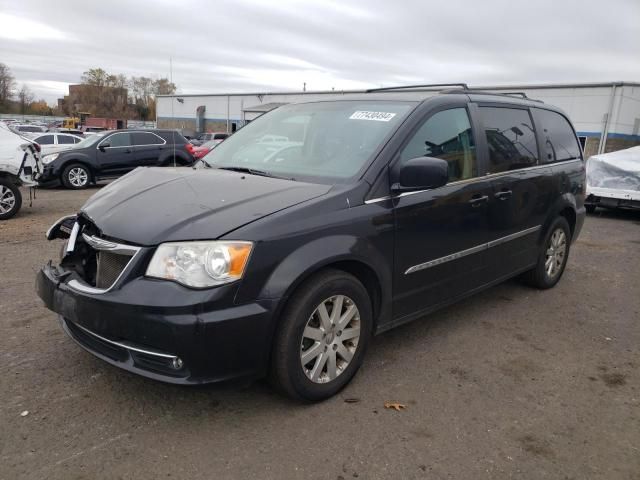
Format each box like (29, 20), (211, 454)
(217, 166), (295, 181)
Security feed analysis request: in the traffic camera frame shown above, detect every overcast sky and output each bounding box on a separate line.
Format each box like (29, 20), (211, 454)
(1, 0), (639, 104)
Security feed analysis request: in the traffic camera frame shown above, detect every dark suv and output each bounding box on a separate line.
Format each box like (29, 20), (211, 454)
(36, 86), (586, 401)
(38, 129), (194, 189)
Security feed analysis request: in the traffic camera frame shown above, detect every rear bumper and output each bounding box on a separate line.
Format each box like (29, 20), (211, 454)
(36, 263), (279, 384)
(586, 193), (640, 210)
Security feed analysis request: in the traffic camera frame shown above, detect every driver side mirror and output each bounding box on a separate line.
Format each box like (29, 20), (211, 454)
(391, 156), (448, 193)
(98, 142), (110, 151)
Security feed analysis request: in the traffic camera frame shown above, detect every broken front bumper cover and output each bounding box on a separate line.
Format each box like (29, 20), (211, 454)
(36, 262), (279, 385)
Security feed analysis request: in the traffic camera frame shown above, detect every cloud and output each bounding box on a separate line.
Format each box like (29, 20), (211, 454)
(0, 13), (70, 41)
(0, 0), (638, 104)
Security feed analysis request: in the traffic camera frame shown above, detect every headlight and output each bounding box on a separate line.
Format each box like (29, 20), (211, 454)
(42, 153), (58, 164)
(146, 241), (253, 288)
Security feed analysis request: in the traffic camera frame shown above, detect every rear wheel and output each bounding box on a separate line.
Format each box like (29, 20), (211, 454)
(270, 269), (373, 401)
(0, 179), (22, 220)
(522, 217), (571, 289)
(61, 163), (90, 189)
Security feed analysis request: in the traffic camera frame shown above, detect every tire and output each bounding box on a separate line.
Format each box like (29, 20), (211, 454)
(61, 163), (90, 189)
(0, 179), (22, 220)
(521, 217), (571, 289)
(585, 204), (596, 214)
(270, 269), (373, 402)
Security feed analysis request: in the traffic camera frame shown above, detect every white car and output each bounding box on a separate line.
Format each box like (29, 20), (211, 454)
(586, 146), (640, 212)
(10, 124), (48, 136)
(33, 132), (83, 155)
(0, 124), (42, 220)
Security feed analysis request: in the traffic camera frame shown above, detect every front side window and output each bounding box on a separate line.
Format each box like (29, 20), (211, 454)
(532, 108), (581, 163)
(35, 135), (54, 145)
(399, 108), (476, 182)
(105, 132), (132, 148)
(203, 101), (415, 183)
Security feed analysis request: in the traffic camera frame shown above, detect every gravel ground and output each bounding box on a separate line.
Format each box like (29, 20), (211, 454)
(1, 185), (639, 480)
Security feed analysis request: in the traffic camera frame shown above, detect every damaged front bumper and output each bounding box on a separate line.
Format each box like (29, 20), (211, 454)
(36, 260), (279, 385)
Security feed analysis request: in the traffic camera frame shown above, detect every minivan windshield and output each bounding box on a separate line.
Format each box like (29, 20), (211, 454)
(202, 101), (415, 183)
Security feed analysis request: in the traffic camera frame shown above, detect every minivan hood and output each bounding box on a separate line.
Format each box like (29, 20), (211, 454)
(81, 167), (331, 245)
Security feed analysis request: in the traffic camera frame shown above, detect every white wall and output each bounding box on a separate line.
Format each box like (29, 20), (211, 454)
(157, 84), (640, 137)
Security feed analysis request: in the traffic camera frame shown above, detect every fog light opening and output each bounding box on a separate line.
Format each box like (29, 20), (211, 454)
(171, 357), (184, 370)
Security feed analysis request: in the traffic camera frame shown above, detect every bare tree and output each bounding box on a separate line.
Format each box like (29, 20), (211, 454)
(0, 63), (16, 110)
(17, 84), (34, 116)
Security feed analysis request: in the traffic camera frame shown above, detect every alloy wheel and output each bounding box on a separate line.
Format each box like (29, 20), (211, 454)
(545, 228), (567, 278)
(300, 295), (361, 384)
(69, 167), (88, 187)
(0, 185), (16, 214)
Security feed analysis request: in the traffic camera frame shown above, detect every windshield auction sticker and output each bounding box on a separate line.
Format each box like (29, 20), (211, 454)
(349, 111), (397, 122)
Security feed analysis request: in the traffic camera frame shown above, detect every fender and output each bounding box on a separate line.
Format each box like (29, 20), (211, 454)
(538, 192), (577, 245)
(257, 234), (393, 327)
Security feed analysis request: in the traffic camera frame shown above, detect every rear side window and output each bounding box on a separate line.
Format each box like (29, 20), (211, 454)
(36, 135), (54, 145)
(158, 131), (187, 144)
(133, 132), (164, 145)
(532, 108), (581, 163)
(479, 107), (538, 173)
(399, 108), (476, 182)
(213, 133), (228, 140)
(58, 135), (75, 144)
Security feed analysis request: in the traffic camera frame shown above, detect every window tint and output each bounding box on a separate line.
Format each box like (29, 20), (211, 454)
(133, 132), (164, 145)
(58, 135), (75, 144)
(532, 108), (581, 162)
(214, 133), (228, 140)
(480, 107), (538, 173)
(105, 132), (132, 147)
(399, 108), (476, 182)
(36, 135), (54, 145)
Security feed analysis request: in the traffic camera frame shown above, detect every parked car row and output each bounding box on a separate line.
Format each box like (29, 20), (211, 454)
(39, 129), (195, 188)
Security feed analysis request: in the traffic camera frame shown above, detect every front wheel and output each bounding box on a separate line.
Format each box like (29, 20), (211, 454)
(522, 217), (571, 289)
(61, 164), (90, 189)
(270, 269), (373, 401)
(585, 204), (597, 214)
(0, 179), (22, 220)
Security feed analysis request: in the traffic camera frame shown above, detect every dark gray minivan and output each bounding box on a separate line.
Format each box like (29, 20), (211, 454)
(37, 86), (585, 401)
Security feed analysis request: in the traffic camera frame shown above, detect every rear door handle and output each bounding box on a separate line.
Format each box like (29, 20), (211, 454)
(124, 148), (132, 154)
(494, 189), (512, 200)
(469, 195), (489, 207)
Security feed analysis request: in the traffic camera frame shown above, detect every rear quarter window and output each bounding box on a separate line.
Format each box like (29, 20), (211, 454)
(532, 108), (581, 163)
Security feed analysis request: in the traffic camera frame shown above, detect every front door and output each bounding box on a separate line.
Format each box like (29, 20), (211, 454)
(96, 132), (135, 175)
(392, 106), (493, 320)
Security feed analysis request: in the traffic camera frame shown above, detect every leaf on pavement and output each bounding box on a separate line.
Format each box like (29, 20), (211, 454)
(384, 402), (406, 412)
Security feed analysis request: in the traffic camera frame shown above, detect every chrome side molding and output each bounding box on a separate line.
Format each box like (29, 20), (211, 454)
(405, 225), (541, 275)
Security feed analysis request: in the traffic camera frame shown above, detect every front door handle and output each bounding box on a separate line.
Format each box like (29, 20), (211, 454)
(494, 189), (512, 201)
(124, 148), (132, 154)
(469, 195), (489, 207)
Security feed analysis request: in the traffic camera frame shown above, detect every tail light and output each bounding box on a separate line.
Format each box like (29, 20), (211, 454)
(185, 143), (195, 154)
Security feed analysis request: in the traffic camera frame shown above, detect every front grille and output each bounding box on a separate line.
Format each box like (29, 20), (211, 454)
(96, 251), (133, 288)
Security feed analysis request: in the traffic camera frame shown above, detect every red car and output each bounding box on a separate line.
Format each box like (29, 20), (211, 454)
(191, 136), (227, 159)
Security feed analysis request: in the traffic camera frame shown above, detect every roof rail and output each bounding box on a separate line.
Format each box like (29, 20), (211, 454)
(366, 83), (469, 93)
(440, 88), (544, 103)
